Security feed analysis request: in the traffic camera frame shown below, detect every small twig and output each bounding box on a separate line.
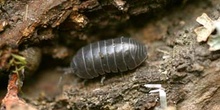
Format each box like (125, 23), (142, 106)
(24, 5), (29, 21)
(145, 84), (167, 110)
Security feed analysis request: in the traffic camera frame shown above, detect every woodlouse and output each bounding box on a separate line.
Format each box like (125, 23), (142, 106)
(70, 37), (148, 79)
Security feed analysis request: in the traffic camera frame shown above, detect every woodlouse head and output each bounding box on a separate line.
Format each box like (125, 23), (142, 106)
(70, 58), (77, 74)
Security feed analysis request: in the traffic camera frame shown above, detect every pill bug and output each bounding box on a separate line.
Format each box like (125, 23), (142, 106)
(70, 37), (148, 79)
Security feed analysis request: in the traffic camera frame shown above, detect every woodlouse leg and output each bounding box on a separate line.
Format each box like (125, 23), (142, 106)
(82, 79), (89, 86)
(119, 72), (125, 81)
(100, 76), (106, 85)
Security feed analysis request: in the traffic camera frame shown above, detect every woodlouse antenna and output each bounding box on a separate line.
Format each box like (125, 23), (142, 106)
(56, 67), (74, 88)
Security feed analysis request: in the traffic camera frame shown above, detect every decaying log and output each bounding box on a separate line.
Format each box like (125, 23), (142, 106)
(0, 0), (182, 48)
(0, 0), (72, 48)
(3, 0), (220, 110)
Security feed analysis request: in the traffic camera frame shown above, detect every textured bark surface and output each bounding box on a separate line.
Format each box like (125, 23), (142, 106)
(0, 0), (179, 48)
(1, 0), (220, 110)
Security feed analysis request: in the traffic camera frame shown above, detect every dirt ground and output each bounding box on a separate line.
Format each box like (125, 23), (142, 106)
(1, 0), (220, 110)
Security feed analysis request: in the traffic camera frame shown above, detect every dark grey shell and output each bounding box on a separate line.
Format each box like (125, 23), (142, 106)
(71, 37), (148, 79)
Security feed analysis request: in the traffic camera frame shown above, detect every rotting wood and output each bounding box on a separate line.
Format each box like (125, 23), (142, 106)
(0, 0), (182, 48)
(0, 0), (73, 48)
